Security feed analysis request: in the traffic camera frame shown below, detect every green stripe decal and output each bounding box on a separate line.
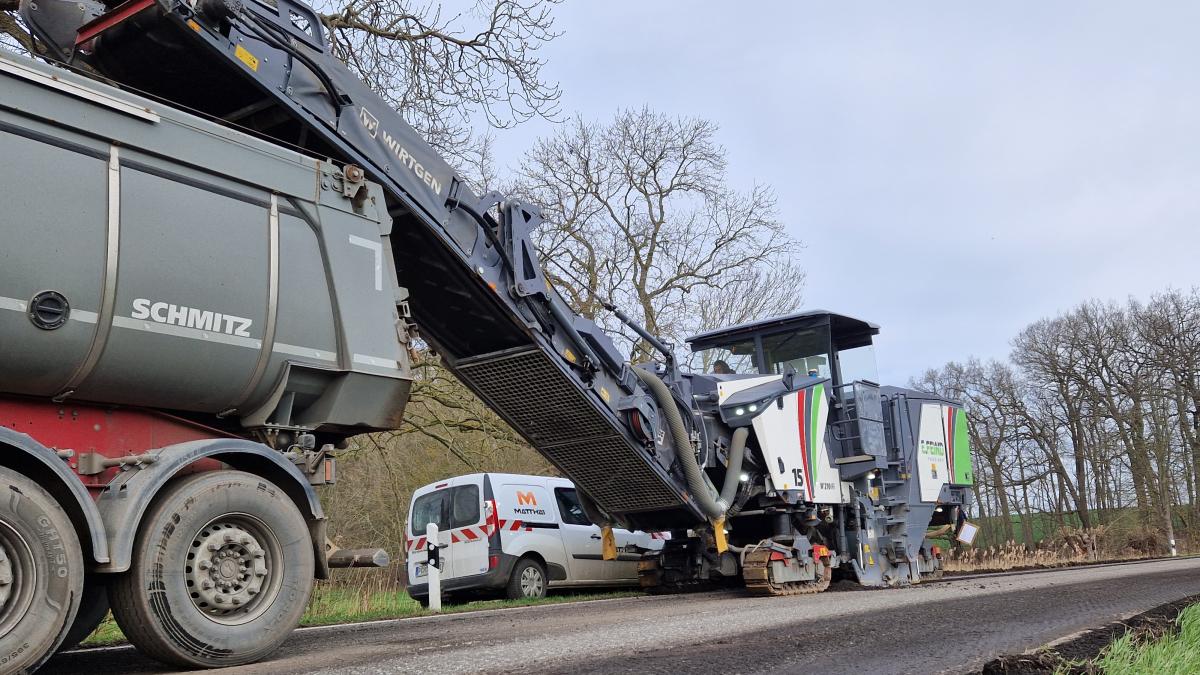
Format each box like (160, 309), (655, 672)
(952, 407), (973, 485)
(810, 383), (824, 492)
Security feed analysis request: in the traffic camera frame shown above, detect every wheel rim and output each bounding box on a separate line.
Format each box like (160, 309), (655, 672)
(520, 566), (544, 597)
(0, 520), (36, 639)
(185, 513), (284, 626)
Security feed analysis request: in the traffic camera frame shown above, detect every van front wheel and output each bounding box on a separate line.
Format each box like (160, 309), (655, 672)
(506, 558), (546, 600)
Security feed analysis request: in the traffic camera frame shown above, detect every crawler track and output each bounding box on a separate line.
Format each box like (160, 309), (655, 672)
(742, 547), (831, 596)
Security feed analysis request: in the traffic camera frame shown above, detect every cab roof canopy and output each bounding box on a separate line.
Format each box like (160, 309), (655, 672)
(687, 309), (881, 352)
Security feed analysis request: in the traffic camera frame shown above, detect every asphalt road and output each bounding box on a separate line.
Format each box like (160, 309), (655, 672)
(45, 557), (1200, 675)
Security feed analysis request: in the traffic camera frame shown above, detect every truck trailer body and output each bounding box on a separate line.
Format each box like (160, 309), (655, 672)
(0, 0), (975, 671)
(0, 45), (408, 671)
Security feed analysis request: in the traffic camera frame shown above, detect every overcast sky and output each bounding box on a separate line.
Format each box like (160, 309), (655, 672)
(488, 1), (1200, 385)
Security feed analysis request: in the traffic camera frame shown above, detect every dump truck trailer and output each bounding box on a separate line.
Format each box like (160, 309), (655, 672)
(0, 0), (973, 670)
(0, 42), (409, 671)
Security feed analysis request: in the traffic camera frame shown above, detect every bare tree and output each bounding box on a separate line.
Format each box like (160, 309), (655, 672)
(517, 108), (804, 362)
(3, 0), (563, 162)
(1, 1), (37, 54)
(316, 0), (562, 160)
(918, 289), (1200, 557)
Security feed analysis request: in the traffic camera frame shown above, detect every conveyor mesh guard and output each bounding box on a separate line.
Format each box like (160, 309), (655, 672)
(455, 348), (684, 513)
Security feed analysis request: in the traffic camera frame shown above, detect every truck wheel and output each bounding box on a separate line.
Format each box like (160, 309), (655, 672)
(109, 470), (314, 669)
(506, 558), (547, 600)
(59, 575), (109, 651)
(0, 465), (84, 673)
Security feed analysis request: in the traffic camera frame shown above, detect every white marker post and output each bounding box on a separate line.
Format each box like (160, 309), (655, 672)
(426, 522), (442, 612)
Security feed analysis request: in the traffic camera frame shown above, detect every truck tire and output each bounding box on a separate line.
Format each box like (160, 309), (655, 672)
(108, 470), (314, 669)
(59, 575), (109, 651)
(0, 465), (84, 673)
(506, 558), (547, 600)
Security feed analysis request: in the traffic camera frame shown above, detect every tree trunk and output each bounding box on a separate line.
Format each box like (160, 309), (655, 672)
(989, 457), (1015, 543)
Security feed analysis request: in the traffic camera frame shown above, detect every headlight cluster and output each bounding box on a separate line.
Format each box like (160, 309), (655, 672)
(721, 393), (779, 425)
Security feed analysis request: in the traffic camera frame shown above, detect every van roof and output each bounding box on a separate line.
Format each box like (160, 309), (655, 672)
(412, 473), (574, 493)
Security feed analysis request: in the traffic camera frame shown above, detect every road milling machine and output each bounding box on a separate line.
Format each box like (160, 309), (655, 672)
(0, 0), (974, 669)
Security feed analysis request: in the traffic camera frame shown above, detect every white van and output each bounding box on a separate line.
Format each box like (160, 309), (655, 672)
(405, 473), (667, 603)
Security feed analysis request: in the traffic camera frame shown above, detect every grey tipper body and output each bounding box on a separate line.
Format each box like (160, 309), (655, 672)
(0, 51), (411, 435)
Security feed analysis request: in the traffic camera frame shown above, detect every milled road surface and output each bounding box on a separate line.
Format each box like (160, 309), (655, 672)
(45, 558), (1200, 674)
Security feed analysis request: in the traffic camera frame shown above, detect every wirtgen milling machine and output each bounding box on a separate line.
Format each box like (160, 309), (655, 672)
(0, 0), (973, 668)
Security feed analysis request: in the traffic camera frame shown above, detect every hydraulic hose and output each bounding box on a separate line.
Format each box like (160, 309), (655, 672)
(632, 367), (726, 520)
(718, 427), (749, 510)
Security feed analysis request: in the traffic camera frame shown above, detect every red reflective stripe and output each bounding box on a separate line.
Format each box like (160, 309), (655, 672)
(462, 528), (479, 541)
(498, 519), (507, 529)
(451, 532), (461, 544)
(510, 520), (522, 531)
(75, 0), (156, 46)
(478, 526), (490, 539)
(415, 536), (426, 550)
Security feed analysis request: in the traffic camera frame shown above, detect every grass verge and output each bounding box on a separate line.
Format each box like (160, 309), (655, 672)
(80, 587), (640, 648)
(1080, 603), (1200, 674)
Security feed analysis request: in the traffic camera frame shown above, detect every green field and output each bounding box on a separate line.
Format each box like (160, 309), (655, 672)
(942, 505), (1193, 550)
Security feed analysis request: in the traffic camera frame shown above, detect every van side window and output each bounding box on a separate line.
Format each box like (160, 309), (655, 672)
(451, 484), (480, 528)
(411, 490), (450, 535)
(554, 488), (592, 526)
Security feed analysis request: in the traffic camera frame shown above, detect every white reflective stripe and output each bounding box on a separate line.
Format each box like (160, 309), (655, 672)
(3, 295), (341, 363)
(0, 295), (99, 323)
(0, 54), (159, 123)
(353, 353), (400, 369)
(347, 235), (384, 291)
(112, 315), (263, 349)
(0, 296), (27, 313)
(274, 342), (337, 361)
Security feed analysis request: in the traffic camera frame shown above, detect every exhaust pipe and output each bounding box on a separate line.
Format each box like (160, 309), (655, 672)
(327, 547), (390, 568)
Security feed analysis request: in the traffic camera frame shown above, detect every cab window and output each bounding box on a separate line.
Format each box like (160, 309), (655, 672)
(694, 338), (758, 375)
(761, 326), (831, 378)
(450, 484), (480, 528)
(555, 487), (592, 526)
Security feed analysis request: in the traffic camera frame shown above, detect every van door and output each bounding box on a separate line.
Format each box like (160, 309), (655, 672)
(449, 477), (489, 578)
(494, 480), (568, 581)
(553, 487), (609, 583)
(407, 484), (453, 585)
